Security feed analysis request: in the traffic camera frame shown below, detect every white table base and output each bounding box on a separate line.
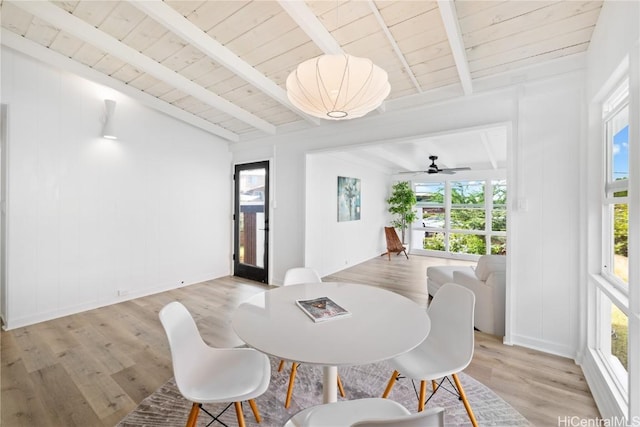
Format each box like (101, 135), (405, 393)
(322, 366), (338, 403)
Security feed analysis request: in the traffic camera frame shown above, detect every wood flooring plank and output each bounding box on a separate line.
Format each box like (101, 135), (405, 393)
(1, 332), (54, 427)
(57, 346), (136, 420)
(110, 348), (171, 404)
(9, 327), (59, 374)
(70, 323), (136, 375)
(30, 319), (81, 355)
(29, 364), (103, 426)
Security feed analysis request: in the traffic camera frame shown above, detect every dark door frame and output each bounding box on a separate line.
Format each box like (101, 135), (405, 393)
(233, 161), (269, 283)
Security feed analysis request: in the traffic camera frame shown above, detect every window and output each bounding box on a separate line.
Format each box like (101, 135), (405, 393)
(415, 183), (445, 228)
(412, 179), (507, 257)
(595, 79), (630, 398)
(603, 80), (629, 287)
(596, 293), (629, 394)
(491, 181), (508, 255)
(450, 181), (486, 255)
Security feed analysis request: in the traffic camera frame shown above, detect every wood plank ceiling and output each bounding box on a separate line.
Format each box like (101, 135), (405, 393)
(1, 1), (603, 143)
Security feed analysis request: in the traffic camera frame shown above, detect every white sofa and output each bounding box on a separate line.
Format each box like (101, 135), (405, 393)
(426, 255), (506, 337)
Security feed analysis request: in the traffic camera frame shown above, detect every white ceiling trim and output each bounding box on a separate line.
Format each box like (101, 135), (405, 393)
(437, 0), (473, 96)
(132, 0), (319, 127)
(366, 0), (422, 94)
(12, 0), (277, 135)
(2, 29), (239, 142)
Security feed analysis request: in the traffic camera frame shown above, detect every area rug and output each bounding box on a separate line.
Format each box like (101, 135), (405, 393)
(117, 357), (530, 426)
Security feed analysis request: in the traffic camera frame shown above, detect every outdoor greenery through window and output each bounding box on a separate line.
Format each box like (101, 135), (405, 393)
(414, 180), (507, 256)
(598, 293), (629, 392)
(611, 303), (628, 371)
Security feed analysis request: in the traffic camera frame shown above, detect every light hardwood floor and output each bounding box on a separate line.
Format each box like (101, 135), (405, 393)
(1, 255), (600, 426)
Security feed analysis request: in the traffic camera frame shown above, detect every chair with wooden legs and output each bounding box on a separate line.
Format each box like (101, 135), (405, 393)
(279, 267), (346, 408)
(382, 226), (408, 260)
(159, 301), (271, 427)
(381, 283), (478, 427)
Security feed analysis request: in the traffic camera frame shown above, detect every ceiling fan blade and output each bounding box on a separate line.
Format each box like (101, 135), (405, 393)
(441, 167), (471, 172)
(398, 164), (470, 175)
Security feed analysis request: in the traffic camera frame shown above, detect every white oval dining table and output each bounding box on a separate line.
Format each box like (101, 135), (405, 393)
(231, 282), (431, 403)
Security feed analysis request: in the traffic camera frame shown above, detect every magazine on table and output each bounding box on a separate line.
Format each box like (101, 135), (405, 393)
(295, 296), (351, 322)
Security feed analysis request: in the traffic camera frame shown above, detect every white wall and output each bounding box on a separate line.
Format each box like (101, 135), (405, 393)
(1, 48), (231, 329)
(232, 71), (586, 358)
(305, 152), (390, 277)
(508, 77), (583, 356)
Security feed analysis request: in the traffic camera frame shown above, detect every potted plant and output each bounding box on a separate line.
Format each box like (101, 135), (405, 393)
(386, 181), (418, 244)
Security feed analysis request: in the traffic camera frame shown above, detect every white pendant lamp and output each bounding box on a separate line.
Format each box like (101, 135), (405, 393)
(286, 54), (390, 120)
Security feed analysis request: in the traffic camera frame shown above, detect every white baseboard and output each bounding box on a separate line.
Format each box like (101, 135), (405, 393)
(509, 333), (577, 359)
(2, 272), (221, 330)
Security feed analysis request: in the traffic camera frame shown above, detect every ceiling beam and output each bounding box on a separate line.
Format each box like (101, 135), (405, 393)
(131, 0), (319, 127)
(366, 0), (422, 93)
(12, 0), (277, 135)
(277, 0), (343, 55)
(2, 29), (239, 142)
(481, 132), (499, 169)
(374, 145), (420, 172)
(437, 0), (473, 96)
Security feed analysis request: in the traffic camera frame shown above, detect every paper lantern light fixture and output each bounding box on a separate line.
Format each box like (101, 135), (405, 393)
(286, 54), (390, 120)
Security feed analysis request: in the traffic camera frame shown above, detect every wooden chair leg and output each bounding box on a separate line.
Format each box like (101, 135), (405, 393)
(278, 359), (285, 372)
(248, 399), (261, 423)
(418, 380), (427, 412)
(452, 373), (478, 427)
(285, 362), (299, 408)
(382, 370), (399, 398)
(186, 402), (200, 427)
(337, 374), (346, 398)
(234, 401), (246, 427)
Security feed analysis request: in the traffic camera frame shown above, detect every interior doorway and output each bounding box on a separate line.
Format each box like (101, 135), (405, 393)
(233, 161), (269, 283)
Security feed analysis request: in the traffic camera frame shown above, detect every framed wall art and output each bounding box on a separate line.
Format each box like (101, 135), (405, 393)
(337, 176), (361, 222)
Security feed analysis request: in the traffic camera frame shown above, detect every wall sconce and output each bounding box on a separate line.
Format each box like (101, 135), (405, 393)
(102, 99), (117, 140)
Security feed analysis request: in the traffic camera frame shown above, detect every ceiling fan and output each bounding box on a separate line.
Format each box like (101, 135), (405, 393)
(400, 155), (471, 175)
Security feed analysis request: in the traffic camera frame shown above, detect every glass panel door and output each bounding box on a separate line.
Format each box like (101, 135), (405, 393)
(234, 161), (269, 283)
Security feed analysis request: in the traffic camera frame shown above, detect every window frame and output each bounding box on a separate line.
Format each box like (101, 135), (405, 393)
(411, 178), (507, 259)
(601, 80), (630, 291)
(593, 78), (631, 403)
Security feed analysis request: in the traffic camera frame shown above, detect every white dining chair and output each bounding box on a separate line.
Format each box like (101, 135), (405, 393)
(280, 267), (346, 408)
(381, 283), (478, 427)
(283, 267), (322, 285)
(159, 301), (271, 427)
(283, 398), (444, 427)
